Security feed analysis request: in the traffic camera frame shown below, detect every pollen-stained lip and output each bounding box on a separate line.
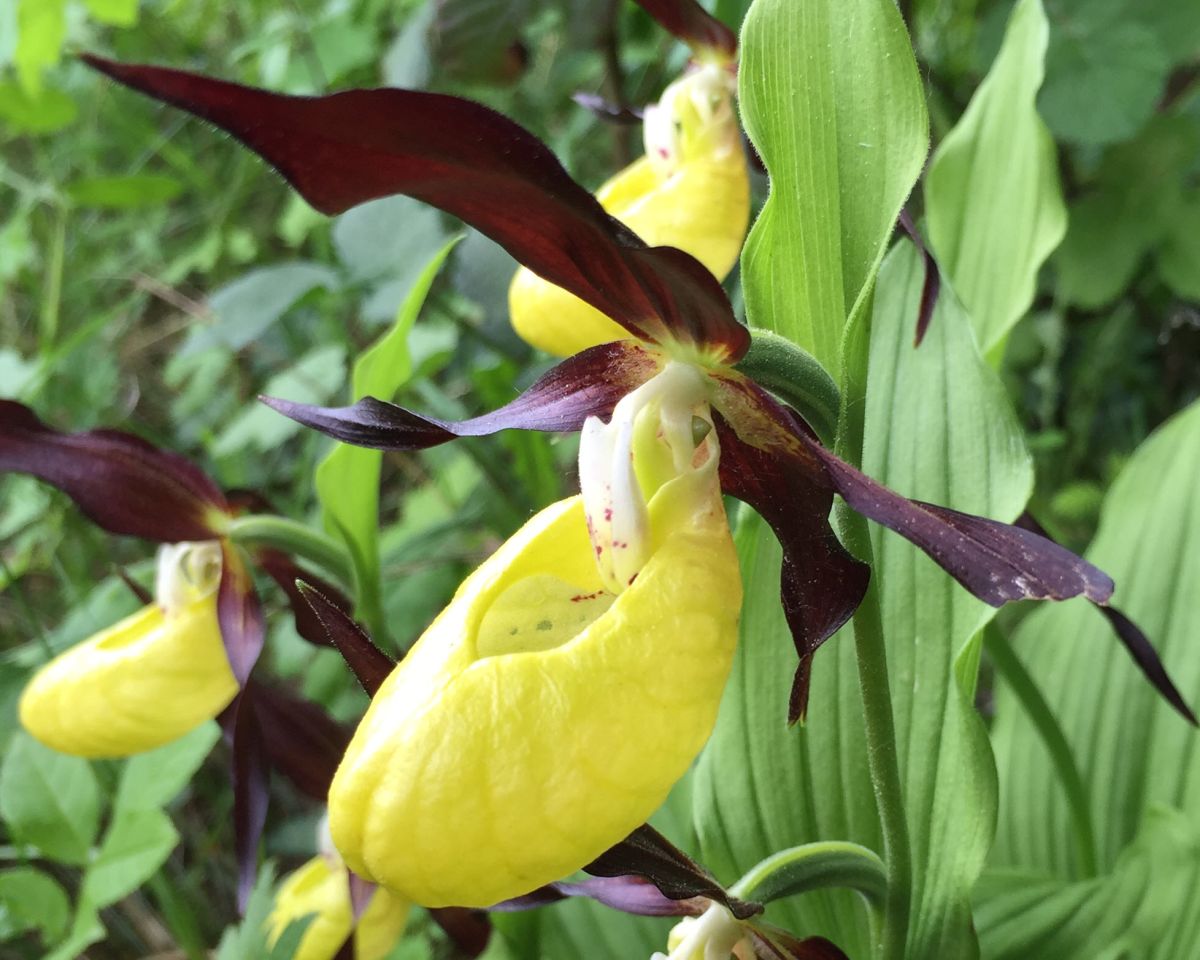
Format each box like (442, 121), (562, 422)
(0, 399), (228, 543)
(81, 54), (750, 360)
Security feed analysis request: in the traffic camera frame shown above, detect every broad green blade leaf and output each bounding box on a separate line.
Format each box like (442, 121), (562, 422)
(81, 0), (139, 27)
(15, 0), (66, 95)
(925, 0), (1066, 353)
(114, 721), (220, 814)
(0, 732), (100, 864)
(315, 236), (460, 635)
(696, 244), (1031, 955)
(1158, 191), (1200, 301)
(990, 397), (1200, 957)
(80, 808), (179, 909)
(65, 174), (182, 209)
(976, 807), (1200, 959)
(736, 0), (928, 379)
(0, 81), (77, 134)
(0, 866), (70, 943)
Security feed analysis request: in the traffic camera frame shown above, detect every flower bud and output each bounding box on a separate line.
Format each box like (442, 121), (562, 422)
(18, 542), (237, 758)
(268, 856), (409, 960)
(327, 472), (740, 907)
(509, 64), (749, 357)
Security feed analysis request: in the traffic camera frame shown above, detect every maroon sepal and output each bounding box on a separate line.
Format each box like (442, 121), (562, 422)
(897, 210), (941, 348)
(115, 566), (153, 605)
(332, 935), (354, 960)
(713, 412), (870, 724)
(631, 0), (738, 60)
(584, 824), (761, 921)
(250, 681), (352, 801)
(257, 549), (353, 648)
(751, 927), (850, 960)
(225, 688), (269, 915)
(429, 907), (492, 957)
(217, 545), (266, 687)
(572, 92), (645, 125)
(263, 341), (663, 452)
(82, 56), (748, 359)
(296, 582), (395, 696)
(0, 400), (226, 542)
(494, 875), (699, 918)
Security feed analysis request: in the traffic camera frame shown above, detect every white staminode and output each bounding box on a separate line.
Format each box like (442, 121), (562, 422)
(650, 902), (753, 960)
(154, 540), (223, 616)
(579, 361), (714, 596)
(643, 63), (739, 176)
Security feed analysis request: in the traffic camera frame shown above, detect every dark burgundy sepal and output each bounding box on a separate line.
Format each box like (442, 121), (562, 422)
(332, 935), (354, 960)
(257, 549), (353, 648)
(225, 688), (269, 915)
(713, 407), (869, 724)
(0, 400), (226, 542)
(82, 56), (748, 358)
(750, 928), (850, 960)
(584, 824), (761, 921)
(217, 545), (266, 687)
(1096, 606), (1197, 724)
(495, 875), (699, 917)
(897, 210), (941, 348)
(429, 907), (492, 957)
(250, 681), (352, 801)
(631, 0), (738, 60)
(264, 341), (663, 452)
(296, 582), (395, 696)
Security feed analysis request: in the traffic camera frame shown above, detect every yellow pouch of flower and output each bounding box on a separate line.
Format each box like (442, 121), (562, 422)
(327, 472), (740, 908)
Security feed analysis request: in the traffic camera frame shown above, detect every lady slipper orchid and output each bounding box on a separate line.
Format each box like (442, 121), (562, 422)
(328, 368), (740, 906)
(19, 540), (238, 758)
(509, 61), (749, 356)
(79, 18), (1193, 731)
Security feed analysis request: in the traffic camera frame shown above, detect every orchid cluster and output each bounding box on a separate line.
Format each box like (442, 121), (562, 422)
(2, 2), (1193, 959)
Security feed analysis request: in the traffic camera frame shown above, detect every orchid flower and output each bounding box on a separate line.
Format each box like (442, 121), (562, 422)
(510, 5), (747, 356)
(268, 816), (409, 960)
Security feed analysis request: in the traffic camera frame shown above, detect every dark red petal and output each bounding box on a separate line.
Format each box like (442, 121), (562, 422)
(115, 566), (153, 605)
(1096, 606), (1197, 725)
(494, 876), (698, 917)
(584, 824), (762, 921)
(713, 412), (870, 724)
(81, 56), (748, 358)
(750, 929), (850, 960)
(264, 341), (663, 452)
(897, 210), (941, 347)
(250, 681), (352, 801)
(217, 545), (266, 687)
(333, 935), (353, 960)
(256, 549), (353, 648)
(429, 908), (492, 957)
(296, 581), (395, 696)
(226, 689), (268, 915)
(0, 400), (226, 542)
(631, 0), (738, 60)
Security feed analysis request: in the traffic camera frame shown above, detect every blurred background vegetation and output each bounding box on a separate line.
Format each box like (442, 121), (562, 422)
(0, 0), (1197, 956)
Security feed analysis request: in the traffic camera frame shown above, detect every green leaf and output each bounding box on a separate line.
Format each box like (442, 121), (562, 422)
(0, 81), (76, 133)
(182, 262), (339, 355)
(213, 345), (346, 457)
(926, 0), (1066, 352)
(65, 174), (182, 209)
(80, 0), (139, 26)
(976, 807), (1200, 959)
(0, 732), (100, 864)
(1127, 0), (1200, 66)
(736, 0), (928, 379)
(697, 244), (1031, 956)
(215, 863), (278, 960)
(80, 808), (179, 909)
(113, 721), (220, 814)
(990, 397), (1200, 957)
(0, 866), (70, 943)
(1039, 10), (1169, 146)
(14, 0), (65, 94)
(316, 237), (460, 634)
(1158, 191), (1200, 301)
(41, 908), (104, 960)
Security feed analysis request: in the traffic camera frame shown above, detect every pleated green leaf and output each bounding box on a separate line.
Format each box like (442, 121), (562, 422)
(925, 0), (1066, 354)
(989, 397), (1200, 958)
(736, 0), (928, 380)
(697, 243), (1032, 956)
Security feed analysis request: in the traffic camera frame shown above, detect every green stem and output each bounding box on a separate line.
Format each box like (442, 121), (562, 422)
(733, 328), (842, 447)
(731, 841), (888, 909)
(146, 873), (207, 960)
(227, 515), (355, 588)
(39, 205), (67, 348)
(984, 623), (1098, 877)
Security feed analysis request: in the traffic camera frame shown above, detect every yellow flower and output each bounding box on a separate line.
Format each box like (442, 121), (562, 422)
(509, 64), (749, 357)
(268, 855), (409, 960)
(328, 365), (741, 907)
(18, 542), (238, 758)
